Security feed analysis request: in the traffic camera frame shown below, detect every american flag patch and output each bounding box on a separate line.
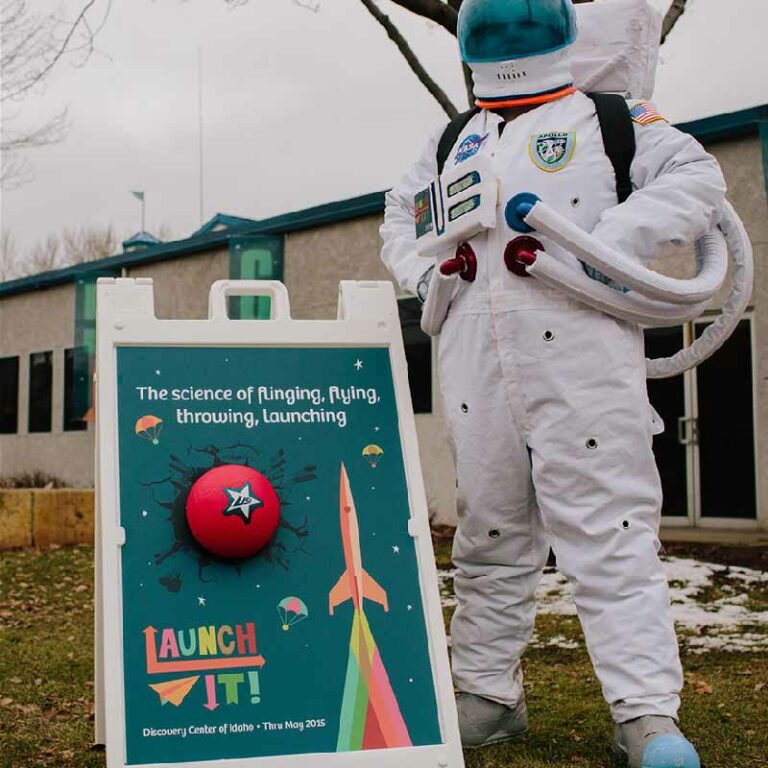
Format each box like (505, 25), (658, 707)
(629, 100), (667, 126)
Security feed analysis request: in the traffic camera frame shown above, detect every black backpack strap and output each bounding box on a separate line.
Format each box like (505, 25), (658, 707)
(587, 93), (636, 204)
(436, 107), (481, 175)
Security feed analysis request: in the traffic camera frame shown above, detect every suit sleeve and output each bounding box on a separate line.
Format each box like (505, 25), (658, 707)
(380, 126), (445, 295)
(591, 114), (727, 264)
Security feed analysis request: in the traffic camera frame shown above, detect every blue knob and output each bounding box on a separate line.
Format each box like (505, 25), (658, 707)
(505, 192), (540, 233)
(517, 202), (534, 218)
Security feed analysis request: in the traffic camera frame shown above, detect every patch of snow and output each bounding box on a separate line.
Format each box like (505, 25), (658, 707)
(438, 557), (768, 654)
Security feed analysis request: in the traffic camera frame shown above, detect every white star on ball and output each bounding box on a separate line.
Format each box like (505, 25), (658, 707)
(223, 482), (264, 523)
(354, 359), (363, 370)
(198, 596), (206, 606)
(392, 545), (400, 554)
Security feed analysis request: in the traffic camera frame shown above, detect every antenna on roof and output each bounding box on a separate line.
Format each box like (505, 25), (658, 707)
(198, 45), (205, 226)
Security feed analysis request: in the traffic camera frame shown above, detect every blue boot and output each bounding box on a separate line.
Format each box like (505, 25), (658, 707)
(613, 715), (700, 768)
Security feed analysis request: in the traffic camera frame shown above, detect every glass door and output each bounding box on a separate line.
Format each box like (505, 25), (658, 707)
(692, 317), (757, 523)
(646, 318), (758, 527)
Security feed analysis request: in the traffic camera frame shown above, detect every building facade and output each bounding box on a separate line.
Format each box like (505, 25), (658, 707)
(1, 106), (767, 533)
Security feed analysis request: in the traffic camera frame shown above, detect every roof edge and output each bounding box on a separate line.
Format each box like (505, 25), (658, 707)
(675, 104), (768, 143)
(0, 191), (386, 299)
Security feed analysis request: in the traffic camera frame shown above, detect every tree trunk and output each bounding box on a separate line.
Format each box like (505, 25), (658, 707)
(662, 0), (689, 44)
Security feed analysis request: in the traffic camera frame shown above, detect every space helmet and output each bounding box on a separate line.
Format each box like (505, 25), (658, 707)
(457, 0), (578, 108)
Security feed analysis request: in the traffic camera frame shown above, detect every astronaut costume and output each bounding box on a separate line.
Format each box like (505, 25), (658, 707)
(379, 1), (741, 766)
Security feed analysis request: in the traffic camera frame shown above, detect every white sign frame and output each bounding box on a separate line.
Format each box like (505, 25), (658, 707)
(94, 278), (464, 768)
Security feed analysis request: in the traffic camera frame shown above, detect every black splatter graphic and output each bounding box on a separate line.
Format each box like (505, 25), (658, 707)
(142, 441), (314, 583)
(159, 571), (182, 593)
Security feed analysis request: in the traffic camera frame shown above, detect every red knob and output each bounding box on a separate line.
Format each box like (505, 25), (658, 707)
(440, 242), (477, 282)
(504, 236), (544, 277)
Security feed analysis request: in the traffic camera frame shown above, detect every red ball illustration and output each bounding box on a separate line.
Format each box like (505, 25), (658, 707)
(185, 464), (280, 559)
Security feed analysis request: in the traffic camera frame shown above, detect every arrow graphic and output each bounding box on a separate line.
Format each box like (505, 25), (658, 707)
(144, 627), (266, 674)
(204, 675), (219, 711)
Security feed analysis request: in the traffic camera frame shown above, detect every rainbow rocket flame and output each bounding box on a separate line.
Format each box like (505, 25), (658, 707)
(329, 463), (412, 751)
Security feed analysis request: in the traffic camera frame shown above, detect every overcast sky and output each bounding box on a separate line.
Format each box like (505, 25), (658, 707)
(2, 0), (765, 261)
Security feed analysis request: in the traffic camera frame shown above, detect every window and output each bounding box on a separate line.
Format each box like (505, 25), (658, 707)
(28, 351), (53, 432)
(228, 236), (284, 319)
(398, 298), (432, 414)
(0, 356), (20, 434)
(64, 348), (88, 431)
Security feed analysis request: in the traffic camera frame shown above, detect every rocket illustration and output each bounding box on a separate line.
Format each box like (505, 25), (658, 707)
(329, 463), (411, 751)
(329, 463), (389, 615)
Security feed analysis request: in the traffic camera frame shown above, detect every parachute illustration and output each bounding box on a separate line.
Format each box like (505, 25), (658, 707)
(277, 596), (308, 631)
(135, 415), (163, 445)
(362, 444), (384, 469)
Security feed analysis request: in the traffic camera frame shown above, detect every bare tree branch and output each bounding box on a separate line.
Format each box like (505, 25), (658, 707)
(358, 0), (459, 118)
(233, 0), (687, 125)
(11, 224), (121, 279)
(0, 230), (20, 281)
(1, 0), (103, 102)
(388, 0), (457, 34)
(0, 109), (69, 189)
(661, 0), (688, 44)
(1, 0), (110, 189)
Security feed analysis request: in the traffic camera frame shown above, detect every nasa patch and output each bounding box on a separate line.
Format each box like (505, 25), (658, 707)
(529, 131), (576, 172)
(454, 133), (489, 165)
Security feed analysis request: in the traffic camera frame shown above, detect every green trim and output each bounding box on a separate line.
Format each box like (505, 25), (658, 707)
(228, 235), (285, 319)
(675, 105), (768, 144)
(192, 213), (260, 236)
(72, 267), (121, 416)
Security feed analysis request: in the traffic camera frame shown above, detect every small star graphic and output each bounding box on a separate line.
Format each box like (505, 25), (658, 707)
(155, 369), (161, 375)
(374, 426), (380, 432)
(409, 678), (414, 683)
(407, 604), (413, 611)
(198, 596), (206, 606)
(141, 510), (147, 517)
(392, 545), (400, 554)
(354, 359), (363, 370)
(223, 482), (264, 523)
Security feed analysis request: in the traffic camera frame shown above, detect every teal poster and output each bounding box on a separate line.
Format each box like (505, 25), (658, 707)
(116, 346), (442, 764)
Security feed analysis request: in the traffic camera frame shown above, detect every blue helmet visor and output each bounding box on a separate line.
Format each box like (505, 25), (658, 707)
(458, 0), (577, 63)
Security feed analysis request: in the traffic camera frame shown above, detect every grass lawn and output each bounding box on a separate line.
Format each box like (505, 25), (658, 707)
(0, 545), (766, 768)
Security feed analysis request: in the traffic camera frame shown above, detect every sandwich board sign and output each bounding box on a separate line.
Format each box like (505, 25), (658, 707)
(94, 278), (463, 768)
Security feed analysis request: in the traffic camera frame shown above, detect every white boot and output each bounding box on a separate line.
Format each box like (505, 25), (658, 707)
(613, 715), (700, 768)
(456, 692), (528, 748)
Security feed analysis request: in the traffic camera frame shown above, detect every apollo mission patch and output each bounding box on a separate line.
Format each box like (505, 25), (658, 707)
(529, 131), (576, 172)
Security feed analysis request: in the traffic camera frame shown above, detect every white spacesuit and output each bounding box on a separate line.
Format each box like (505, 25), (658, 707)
(380, 1), (734, 766)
